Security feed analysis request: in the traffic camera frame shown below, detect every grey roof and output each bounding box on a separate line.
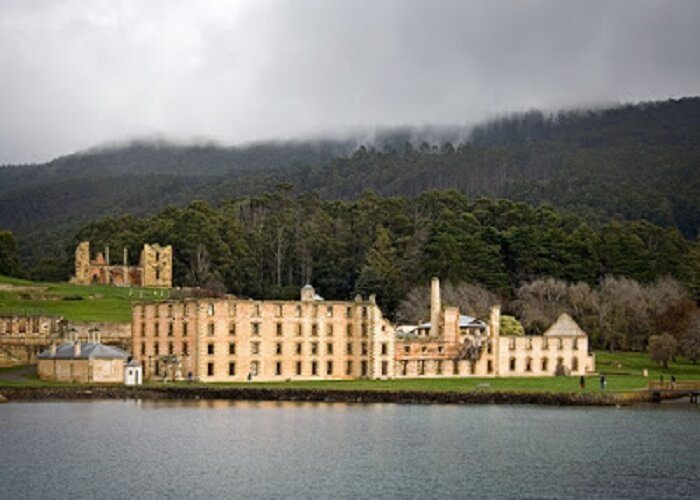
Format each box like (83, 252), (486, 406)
(125, 359), (142, 367)
(38, 342), (129, 360)
(417, 315), (486, 330)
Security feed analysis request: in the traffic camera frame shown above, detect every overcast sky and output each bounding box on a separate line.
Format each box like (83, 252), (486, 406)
(1, 0), (699, 164)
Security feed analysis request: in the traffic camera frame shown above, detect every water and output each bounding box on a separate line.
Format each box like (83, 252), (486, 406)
(0, 400), (698, 499)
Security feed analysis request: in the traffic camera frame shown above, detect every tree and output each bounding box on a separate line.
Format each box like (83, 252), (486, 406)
(0, 230), (20, 277)
(679, 310), (700, 363)
(648, 333), (678, 368)
(500, 315), (524, 336)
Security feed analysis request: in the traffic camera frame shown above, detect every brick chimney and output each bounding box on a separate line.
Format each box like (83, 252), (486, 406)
(430, 277), (441, 338)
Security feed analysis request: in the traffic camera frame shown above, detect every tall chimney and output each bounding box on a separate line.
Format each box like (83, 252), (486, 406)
(73, 341), (81, 357)
(105, 245), (110, 266)
(430, 277), (441, 337)
(490, 305), (501, 338)
(123, 247), (128, 266)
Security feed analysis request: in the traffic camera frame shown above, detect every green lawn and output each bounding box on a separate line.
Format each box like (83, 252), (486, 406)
(0, 274), (167, 323)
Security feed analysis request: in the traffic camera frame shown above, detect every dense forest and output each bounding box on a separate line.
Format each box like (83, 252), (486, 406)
(0, 97), (698, 270)
(69, 190), (700, 306)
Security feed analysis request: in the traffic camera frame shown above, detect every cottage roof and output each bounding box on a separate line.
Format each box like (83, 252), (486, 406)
(38, 342), (129, 360)
(542, 313), (587, 337)
(125, 359), (142, 367)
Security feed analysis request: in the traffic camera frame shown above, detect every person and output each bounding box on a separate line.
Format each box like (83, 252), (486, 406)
(599, 374), (606, 390)
(580, 375), (586, 390)
(671, 375), (677, 390)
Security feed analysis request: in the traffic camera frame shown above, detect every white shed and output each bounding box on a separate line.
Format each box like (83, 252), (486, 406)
(124, 359), (143, 385)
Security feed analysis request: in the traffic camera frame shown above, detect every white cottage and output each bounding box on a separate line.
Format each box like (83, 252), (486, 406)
(124, 359), (143, 385)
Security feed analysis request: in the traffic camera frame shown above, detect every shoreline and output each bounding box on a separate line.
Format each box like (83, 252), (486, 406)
(0, 385), (658, 406)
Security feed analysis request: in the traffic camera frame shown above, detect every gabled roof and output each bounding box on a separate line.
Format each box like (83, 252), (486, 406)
(38, 342), (129, 360)
(542, 313), (587, 337)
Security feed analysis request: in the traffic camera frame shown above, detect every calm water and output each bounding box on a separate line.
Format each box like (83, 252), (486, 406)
(0, 400), (698, 499)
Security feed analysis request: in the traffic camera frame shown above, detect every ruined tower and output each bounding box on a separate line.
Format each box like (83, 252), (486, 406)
(140, 244), (173, 288)
(72, 241), (91, 285)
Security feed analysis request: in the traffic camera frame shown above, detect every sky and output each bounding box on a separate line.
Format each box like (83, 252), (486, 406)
(1, 0), (699, 164)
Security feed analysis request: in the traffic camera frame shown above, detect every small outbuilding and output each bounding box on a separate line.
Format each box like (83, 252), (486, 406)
(37, 341), (129, 383)
(124, 359), (143, 385)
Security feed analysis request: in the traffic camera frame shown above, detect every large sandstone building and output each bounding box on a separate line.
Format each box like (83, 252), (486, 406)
(71, 241), (172, 288)
(131, 279), (595, 382)
(132, 285), (395, 381)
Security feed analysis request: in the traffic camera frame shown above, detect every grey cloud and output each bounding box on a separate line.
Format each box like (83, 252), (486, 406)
(1, 0), (699, 163)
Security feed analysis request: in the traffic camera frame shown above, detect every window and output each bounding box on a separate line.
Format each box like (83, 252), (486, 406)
(155, 306), (160, 318)
(312, 324), (318, 337)
(527, 338), (533, 350)
(208, 323), (215, 336)
(381, 343), (388, 355)
(276, 342), (283, 355)
(557, 338), (564, 350)
(436, 360), (443, 375)
(229, 322), (236, 336)
(141, 342), (146, 355)
(183, 323), (188, 337)
(403, 345), (410, 354)
(140, 322), (146, 336)
(346, 361), (353, 375)
(154, 343), (159, 355)
(168, 304), (173, 317)
(437, 345), (444, 354)
(525, 357), (532, 372)
(254, 304), (261, 317)
(296, 343), (302, 355)
(381, 361), (388, 376)
(361, 324), (368, 337)
(487, 341), (492, 354)
(573, 338), (579, 350)
(154, 323), (159, 337)
(250, 361), (259, 376)
(296, 361), (302, 375)
(361, 360), (368, 377)
(509, 357), (516, 372)
(543, 338), (549, 349)
(362, 307), (368, 318)
(276, 323), (283, 336)
(326, 361), (333, 375)
(252, 323), (260, 336)
(572, 357), (579, 371)
(418, 360), (425, 375)
(168, 323), (173, 337)
(311, 361), (318, 376)
(542, 357), (549, 371)
(140, 306), (145, 319)
(327, 342), (333, 355)
(421, 346), (427, 354)
(311, 342), (319, 355)
(361, 342), (368, 356)
(229, 342), (236, 355)
(207, 343), (215, 355)
(346, 324), (353, 337)
(297, 324), (303, 336)
(296, 305), (302, 317)
(487, 360), (493, 373)
(453, 360), (459, 375)
(207, 303), (215, 316)
(251, 342), (260, 355)
(470, 361), (476, 374)
(327, 324), (334, 337)
(346, 342), (353, 355)
(276, 362), (282, 376)
(509, 337), (516, 350)
(207, 363), (214, 376)
(276, 304), (283, 317)
(346, 307), (352, 318)
(327, 306), (333, 317)
(168, 342), (174, 355)
(229, 362), (236, 376)
(401, 361), (408, 376)
(183, 342), (189, 355)
(183, 304), (189, 317)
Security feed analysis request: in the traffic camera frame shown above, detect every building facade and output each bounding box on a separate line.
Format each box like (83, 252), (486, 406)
(37, 341), (129, 383)
(395, 278), (595, 378)
(131, 285), (395, 382)
(0, 315), (65, 367)
(71, 241), (172, 288)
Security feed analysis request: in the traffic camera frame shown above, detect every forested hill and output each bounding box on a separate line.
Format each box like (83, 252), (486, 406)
(0, 97), (698, 271)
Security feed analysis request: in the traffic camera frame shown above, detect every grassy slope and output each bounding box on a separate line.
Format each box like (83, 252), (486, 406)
(0, 275), (166, 323)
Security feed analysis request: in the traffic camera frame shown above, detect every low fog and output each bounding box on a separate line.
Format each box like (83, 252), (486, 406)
(1, 0), (699, 164)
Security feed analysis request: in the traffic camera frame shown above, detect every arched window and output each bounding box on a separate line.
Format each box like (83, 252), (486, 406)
(572, 357), (579, 371)
(542, 357), (549, 372)
(525, 357), (532, 372)
(509, 357), (516, 371)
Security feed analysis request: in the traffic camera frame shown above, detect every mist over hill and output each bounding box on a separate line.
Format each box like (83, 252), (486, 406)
(0, 97), (698, 275)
